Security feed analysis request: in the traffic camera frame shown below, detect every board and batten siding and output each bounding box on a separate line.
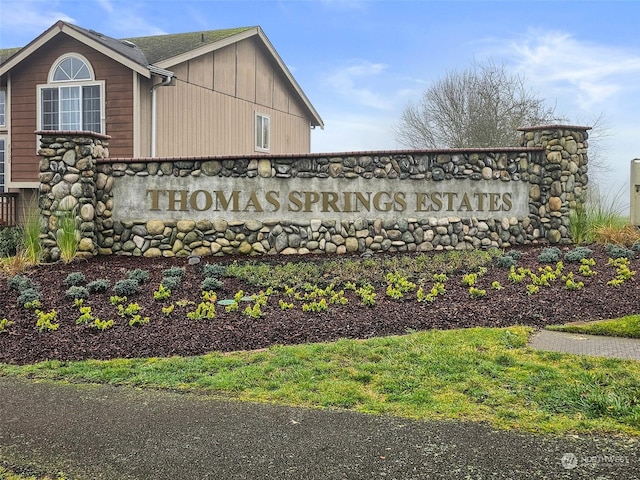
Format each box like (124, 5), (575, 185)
(8, 34), (134, 183)
(153, 36), (311, 156)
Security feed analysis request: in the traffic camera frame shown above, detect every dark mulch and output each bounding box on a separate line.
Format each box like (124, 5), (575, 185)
(1, 244), (638, 365)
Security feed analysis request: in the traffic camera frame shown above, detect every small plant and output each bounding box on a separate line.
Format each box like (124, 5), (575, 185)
(65, 285), (89, 300)
(8, 274), (35, 292)
(461, 273), (478, 287)
(76, 305), (94, 325)
(64, 272), (86, 287)
(526, 284), (540, 295)
(355, 283), (377, 307)
(302, 298), (328, 312)
(538, 247), (561, 263)
(153, 283), (172, 301)
(163, 266), (186, 278)
(243, 302), (264, 318)
(128, 314), (150, 327)
(110, 295), (127, 305)
(385, 272), (416, 299)
(202, 263), (226, 278)
(87, 279), (110, 293)
(564, 246), (593, 263)
(508, 266), (530, 283)
(161, 276), (181, 290)
(505, 250), (522, 260)
(279, 299), (295, 310)
(201, 277), (223, 291)
(0, 318), (14, 333)
(24, 299), (41, 310)
(607, 257), (636, 286)
(565, 278), (584, 290)
(113, 279), (139, 297)
(117, 302), (142, 317)
(491, 281), (503, 290)
(417, 281), (446, 303)
(344, 281), (357, 291)
(92, 318), (114, 331)
(495, 255), (517, 268)
(127, 269), (150, 284)
(35, 309), (59, 332)
(578, 258), (597, 277)
(162, 304), (175, 316)
(187, 291), (217, 320)
(18, 288), (41, 307)
(432, 273), (448, 283)
(605, 244), (634, 260)
(469, 286), (486, 298)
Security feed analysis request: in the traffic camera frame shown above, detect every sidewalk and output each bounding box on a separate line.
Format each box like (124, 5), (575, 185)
(529, 329), (640, 361)
(0, 376), (637, 480)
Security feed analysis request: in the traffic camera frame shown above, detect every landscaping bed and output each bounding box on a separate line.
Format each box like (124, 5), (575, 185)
(1, 244), (638, 365)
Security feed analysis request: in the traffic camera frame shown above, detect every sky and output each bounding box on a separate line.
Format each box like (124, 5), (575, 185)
(1, 0), (639, 208)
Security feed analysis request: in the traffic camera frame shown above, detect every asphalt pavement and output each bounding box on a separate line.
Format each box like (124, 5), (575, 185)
(0, 375), (638, 480)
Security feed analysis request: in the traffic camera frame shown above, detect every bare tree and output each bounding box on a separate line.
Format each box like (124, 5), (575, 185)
(395, 61), (560, 149)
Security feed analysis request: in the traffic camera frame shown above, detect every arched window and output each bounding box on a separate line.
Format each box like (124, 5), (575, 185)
(39, 54), (103, 133)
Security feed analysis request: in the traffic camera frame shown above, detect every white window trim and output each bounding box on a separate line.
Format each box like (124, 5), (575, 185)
(0, 136), (7, 193)
(48, 53), (96, 83)
(0, 88), (6, 128)
(255, 112), (270, 153)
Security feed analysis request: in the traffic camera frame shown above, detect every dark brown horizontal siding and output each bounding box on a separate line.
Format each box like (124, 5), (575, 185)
(9, 33), (134, 183)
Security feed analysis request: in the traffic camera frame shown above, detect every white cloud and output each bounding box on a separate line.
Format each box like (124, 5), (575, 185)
(0, 0), (74, 46)
(498, 29), (640, 109)
(324, 59), (393, 110)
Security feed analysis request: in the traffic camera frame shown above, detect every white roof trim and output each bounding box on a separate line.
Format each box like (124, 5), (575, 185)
(0, 22), (151, 78)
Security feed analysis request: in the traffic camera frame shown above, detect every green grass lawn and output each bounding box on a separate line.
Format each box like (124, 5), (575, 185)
(1, 326), (639, 436)
(548, 314), (640, 339)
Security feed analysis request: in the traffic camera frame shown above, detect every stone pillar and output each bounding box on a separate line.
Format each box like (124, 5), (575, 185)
(519, 125), (590, 244)
(36, 131), (110, 261)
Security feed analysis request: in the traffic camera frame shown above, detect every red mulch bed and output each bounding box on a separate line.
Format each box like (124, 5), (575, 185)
(1, 244), (638, 365)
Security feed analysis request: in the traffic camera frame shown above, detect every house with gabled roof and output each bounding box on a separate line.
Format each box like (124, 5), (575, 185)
(0, 21), (323, 223)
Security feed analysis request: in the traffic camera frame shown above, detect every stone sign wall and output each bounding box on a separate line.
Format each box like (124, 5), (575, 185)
(36, 125), (590, 261)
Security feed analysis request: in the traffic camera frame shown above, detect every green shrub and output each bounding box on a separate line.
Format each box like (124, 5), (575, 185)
(113, 279), (139, 297)
(494, 255), (517, 268)
(161, 276), (181, 290)
(506, 250), (522, 260)
(605, 244), (634, 260)
(202, 263), (226, 278)
(17, 288), (40, 306)
(201, 277), (223, 291)
(87, 279), (110, 293)
(64, 272), (86, 286)
(8, 274), (35, 292)
(0, 227), (22, 257)
(632, 241), (640, 252)
(162, 266), (185, 278)
(564, 247), (593, 263)
(65, 285), (89, 300)
(127, 269), (150, 284)
(538, 247), (561, 263)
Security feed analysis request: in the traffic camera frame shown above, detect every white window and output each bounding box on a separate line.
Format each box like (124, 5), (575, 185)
(38, 55), (103, 133)
(255, 113), (270, 152)
(0, 138), (5, 193)
(0, 89), (5, 127)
